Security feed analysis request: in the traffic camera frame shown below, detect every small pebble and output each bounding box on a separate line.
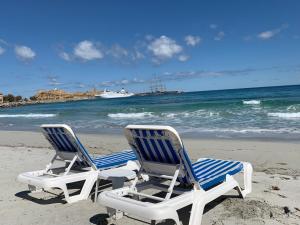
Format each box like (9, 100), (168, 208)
(271, 186), (280, 191)
(277, 194), (287, 198)
(283, 206), (290, 215)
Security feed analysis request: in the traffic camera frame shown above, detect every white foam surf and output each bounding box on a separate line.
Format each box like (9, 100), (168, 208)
(108, 112), (156, 119)
(183, 127), (300, 134)
(287, 104), (300, 111)
(243, 100), (261, 105)
(268, 112), (300, 119)
(0, 113), (57, 118)
(161, 110), (219, 119)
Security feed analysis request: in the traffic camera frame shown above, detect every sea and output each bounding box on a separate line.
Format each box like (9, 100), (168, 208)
(1, 85), (300, 140)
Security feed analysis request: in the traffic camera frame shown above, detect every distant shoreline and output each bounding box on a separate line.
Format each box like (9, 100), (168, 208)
(0, 97), (95, 108)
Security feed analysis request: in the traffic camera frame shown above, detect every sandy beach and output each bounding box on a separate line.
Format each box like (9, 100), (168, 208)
(1, 130), (300, 225)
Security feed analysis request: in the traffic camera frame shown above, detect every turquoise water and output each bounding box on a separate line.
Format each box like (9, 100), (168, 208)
(1, 85), (300, 139)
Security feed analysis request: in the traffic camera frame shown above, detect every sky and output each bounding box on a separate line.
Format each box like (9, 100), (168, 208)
(0, 0), (299, 97)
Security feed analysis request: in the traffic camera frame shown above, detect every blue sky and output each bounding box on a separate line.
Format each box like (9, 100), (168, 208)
(0, 0), (299, 96)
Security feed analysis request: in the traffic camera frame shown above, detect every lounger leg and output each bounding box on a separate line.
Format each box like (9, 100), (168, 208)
(241, 162), (253, 198)
(94, 178), (99, 203)
(59, 184), (71, 203)
(188, 191), (205, 225)
(107, 177), (127, 219)
(67, 174), (98, 203)
(156, 211), (181, 225)
(172, 214), (181, 225)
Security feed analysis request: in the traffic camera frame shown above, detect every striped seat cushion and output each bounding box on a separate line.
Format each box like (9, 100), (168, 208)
(92, 150), (137, 169)
(192, 158), (243, 190)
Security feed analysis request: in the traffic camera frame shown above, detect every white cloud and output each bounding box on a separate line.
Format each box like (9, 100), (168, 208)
(214, 31), (225, 41)
(99, 77), (146, 87)
(257, 31), (276, 40)
(148, 35), (183, 60)
(184, 35), (201, 46)
(100, 81), (114, 87)
(74, 40), (103, 61)
(257, 25), (288, 40)
(121, 79), (129, 84)
(132, 50), (144, 60)
(209, 24), (218, 29)
(108, 44), (146, 64)
(15, 45), (36, 60)
(49, 80), (62, 86)
(59, 52), (71, 61)
(47, 75), (62, 86)
(145, 34), (154, 41)
(0, 46), (5, 55)
(178, 55), (189, 62)
(0, 39), (8, 46)
(132, 77), (145, 83)
(108, 44), (128, 59)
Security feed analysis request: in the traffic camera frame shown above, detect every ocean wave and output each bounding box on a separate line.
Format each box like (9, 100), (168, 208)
(108, 112), (156, 119)
(183, 127), (300, 134)
(161, 110), (219, 119)
(163, 113), (177, 118)
(268, 112), (300, 119)
(243, 100), (261, 105)
(287, 104), (300, 111)
(161, 112), (190, 118)
(0, 113), (57, 118)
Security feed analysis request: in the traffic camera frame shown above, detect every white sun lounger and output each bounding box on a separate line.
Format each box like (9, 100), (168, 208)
(99, 125), (252, 225)
(17, 124), (138, 204)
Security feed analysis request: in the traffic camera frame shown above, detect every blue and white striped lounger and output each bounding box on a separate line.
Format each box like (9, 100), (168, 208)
(17, 124), (138, 204)
(99, 125), (253, 225)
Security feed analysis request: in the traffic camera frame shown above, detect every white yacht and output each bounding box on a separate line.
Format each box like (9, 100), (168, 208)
(96, 88), (134, 99)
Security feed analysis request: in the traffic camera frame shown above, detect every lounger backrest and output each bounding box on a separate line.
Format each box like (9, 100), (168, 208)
(41, 124), (95, 168)
(124, 125), (197, 185)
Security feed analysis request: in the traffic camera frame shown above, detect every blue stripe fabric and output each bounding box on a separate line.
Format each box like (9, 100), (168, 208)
(42, 126), (93, 167)
(92, 150), (137, 169)
(130, 129), (180, 165)
(42, 126), (137, 170)
(43, 127), (77, 153)
(130, 128), (188, 183)
(192, 158), (243, 190)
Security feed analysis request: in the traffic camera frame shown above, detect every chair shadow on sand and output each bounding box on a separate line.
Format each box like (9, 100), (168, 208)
(15, 180), (112, 205)
(90, 191), (241, 225)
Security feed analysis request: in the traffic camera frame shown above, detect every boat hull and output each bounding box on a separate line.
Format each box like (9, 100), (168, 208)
(96, 93), (134, 99)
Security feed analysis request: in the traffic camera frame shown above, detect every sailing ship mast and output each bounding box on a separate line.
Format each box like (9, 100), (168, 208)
(150, 76), (166, 93)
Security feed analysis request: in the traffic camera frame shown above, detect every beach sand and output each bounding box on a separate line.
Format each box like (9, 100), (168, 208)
(0, 130), (299, 225)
